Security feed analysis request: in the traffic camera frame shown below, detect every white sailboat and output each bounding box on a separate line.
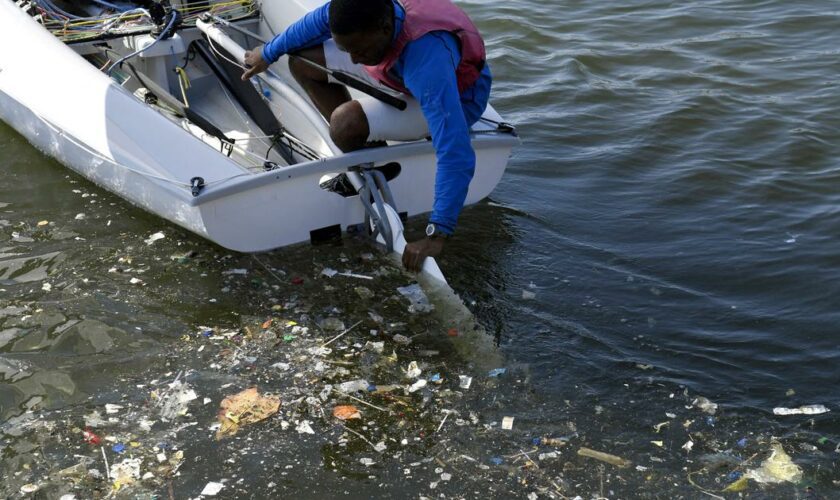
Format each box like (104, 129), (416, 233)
(0, 0), (517, 269)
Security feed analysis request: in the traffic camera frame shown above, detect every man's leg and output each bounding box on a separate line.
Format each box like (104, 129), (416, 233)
(288, 46), (350, 120)
(289, 46), (371, 152)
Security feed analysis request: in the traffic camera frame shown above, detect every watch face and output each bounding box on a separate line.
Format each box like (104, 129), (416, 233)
(425, 224), (435, 237)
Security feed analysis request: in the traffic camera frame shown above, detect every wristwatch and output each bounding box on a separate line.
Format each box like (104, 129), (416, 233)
(425, 223), (450, 239)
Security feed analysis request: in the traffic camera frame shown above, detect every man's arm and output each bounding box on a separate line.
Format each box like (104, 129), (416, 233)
(402, 32), (476, 235)
(399, 32), (476, 272)
(242, 2), (332, 80)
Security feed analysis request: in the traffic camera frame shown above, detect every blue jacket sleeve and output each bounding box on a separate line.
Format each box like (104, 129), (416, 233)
(400, 33), (475, 235)
(262, 2), (332, 63)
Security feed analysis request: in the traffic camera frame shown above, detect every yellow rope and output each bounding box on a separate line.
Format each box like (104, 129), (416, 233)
(175, 67), (192, 107)
(46, 0), (257, 41)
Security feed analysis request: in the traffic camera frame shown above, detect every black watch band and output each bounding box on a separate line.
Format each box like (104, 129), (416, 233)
(425, 223), (450, 239)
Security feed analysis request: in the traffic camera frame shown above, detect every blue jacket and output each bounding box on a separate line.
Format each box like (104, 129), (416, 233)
(262, 1), (492, 235)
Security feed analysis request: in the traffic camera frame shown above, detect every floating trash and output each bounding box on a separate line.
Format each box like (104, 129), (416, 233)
(397, 284), (434, 313)
(216, 387), (281, 439)
(773, 404), (830, 416)
(577, 447), (632, 468)
(333, 405), (362, 420)
(692, 396), (718, 415)
(746, 442), (803, 484)
(143, 231), (165, 245)
(200, 481), (225, 496)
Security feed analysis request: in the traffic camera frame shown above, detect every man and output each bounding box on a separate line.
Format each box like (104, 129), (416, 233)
(241, 0), (491, 272)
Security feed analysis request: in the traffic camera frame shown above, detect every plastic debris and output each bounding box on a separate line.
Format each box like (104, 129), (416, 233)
(144, 231), (165, 245)
(746, 441), (803, 484)
(110, 458), (142, 490)
(653, 421), (669, 433)
(408, 379), (427, 393)
(20, 484), (39, 494)
(724, 476), (750, 492)
(488, 368), (507, 377)
(692, 396), (718, 415)
(773, 404), (830, 416)
(681, 440), (694, 453)
(296, 420), (315, 435)
(321, 267), (338, 278)
(200, 481), (225, 496)
(501, 416), (515, 430)
(458, 375), (473, 389)
(83, 429), (101, 445)
(216, 387), (281, 439)
(333, 405), (362, 420)
(392, 334), (411, 345)
(533, 436), (568, 447)
(405, 361), (422, 379)
(154, 379), (198, 421)
(577, 447), (632, 468)
(396, 284), (434, 313)
(105, 403), (123, 414)
(338, 379), (370, 393)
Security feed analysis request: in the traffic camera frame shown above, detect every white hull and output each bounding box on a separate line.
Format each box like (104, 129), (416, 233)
(0, 1), (517, 252)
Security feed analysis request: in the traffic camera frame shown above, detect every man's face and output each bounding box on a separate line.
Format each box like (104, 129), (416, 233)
(333, 17), (393, 66)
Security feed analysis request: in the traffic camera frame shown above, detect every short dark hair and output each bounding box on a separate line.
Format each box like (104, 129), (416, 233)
(329, 0), (393, 35)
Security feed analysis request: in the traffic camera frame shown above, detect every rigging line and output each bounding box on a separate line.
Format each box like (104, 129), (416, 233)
(206, 34), (248, 71)
(36, 108), (251, 188)
(108, 11), (177, 75)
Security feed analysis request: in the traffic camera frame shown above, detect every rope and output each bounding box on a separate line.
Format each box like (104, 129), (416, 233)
(175, 66), (191, 107)
(36, 106), (251, 189)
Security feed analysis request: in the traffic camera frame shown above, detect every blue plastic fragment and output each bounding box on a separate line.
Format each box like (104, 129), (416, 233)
(489, 457), (504, 465)
(727, 471), (742, 481)
(112, 443), (126, 453)
(430, 373), (441, 383)
(488, 368), (507, 377)
(202, 330), (212, 337)
(706, 416), (716, 427)
(367, 384), (377, 392)
(736, 437), (748, 448)
(531, 437), (542, 446)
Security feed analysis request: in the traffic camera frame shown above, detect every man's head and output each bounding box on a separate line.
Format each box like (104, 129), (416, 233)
(329, 0), (395, 66)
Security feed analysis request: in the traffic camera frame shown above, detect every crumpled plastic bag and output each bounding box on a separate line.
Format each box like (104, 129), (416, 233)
(746, 442), (802, 484)
(216, 387), (280, 439)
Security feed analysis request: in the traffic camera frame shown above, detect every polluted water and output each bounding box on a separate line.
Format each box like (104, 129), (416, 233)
(0, 222), (837, 499)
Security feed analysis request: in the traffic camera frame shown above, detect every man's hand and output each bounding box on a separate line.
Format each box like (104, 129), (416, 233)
(402, 237), (445, 272)
(241, 47), (269, 81)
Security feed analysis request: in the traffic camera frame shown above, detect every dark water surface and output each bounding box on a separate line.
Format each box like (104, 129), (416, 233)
(2, 1), (840, 498)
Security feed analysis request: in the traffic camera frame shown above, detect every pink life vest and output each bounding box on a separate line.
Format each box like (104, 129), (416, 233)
(364, 0), (486, 95)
